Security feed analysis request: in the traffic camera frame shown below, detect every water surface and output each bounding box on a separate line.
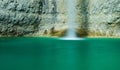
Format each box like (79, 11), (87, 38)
(0, 37), (120, 70)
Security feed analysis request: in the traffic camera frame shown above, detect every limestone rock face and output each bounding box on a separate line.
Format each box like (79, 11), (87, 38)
(0, 0), (120, 37)
(76, 0), (120, 37)
(0, 0), (66, 36)
(0, 0), (43, 36)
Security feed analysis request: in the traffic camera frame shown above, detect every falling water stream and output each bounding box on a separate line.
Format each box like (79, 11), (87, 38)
(61, 0), (83, 40)
(65, 0), (76, 38)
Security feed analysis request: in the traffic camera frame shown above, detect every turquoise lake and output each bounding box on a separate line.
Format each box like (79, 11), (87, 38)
(0, 37), (120, 70)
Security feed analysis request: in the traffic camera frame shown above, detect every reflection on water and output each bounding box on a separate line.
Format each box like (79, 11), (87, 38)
(0, 37), (120, 70)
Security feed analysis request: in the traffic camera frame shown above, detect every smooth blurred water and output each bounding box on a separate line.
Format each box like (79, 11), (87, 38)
(0, 37), (120, 70)
(65, 0), (77, 37)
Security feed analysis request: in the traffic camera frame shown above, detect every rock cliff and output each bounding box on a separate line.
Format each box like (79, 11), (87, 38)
(0, 0), (120, 37)
(0, 0), (66, 37)
(76, 0), (120, 37)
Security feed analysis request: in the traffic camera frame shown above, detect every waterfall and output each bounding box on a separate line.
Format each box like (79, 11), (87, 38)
(65, 0), (76, 38)
(61, 0), (79, 40)
(61, 0), (84, 40)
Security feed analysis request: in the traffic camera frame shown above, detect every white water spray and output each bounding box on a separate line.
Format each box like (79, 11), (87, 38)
(60, 0), (84, 40)
(65, 0), (76, 38)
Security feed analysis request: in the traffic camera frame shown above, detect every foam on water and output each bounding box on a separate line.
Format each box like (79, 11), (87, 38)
(59, 37), (84, 40)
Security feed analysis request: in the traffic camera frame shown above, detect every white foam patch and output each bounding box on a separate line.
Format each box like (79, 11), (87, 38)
(59, 37), (85, 40)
